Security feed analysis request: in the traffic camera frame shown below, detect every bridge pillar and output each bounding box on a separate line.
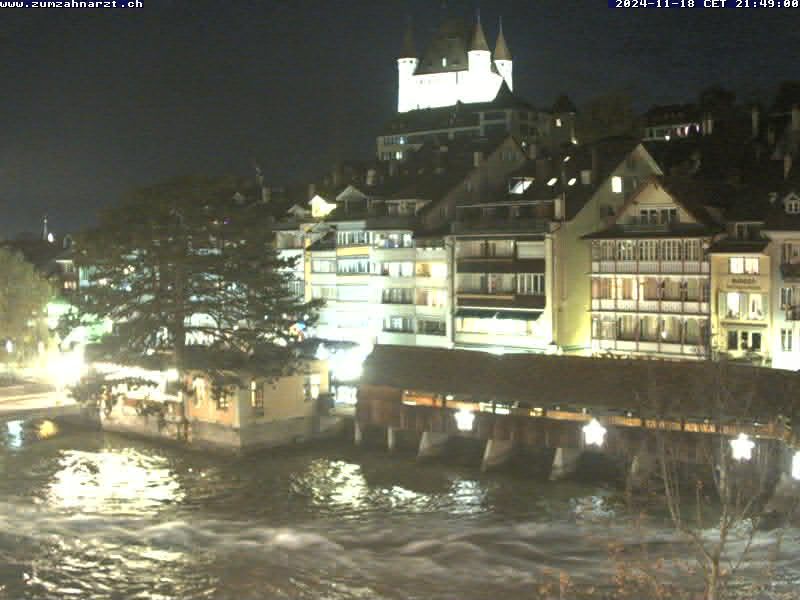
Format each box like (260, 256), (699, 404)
(550, 448), (581, 481)
(387, 426), (397, 452)
(354, 421), (363, 446)
(418, 431), (449, 460)
(481, 439), (515, 472)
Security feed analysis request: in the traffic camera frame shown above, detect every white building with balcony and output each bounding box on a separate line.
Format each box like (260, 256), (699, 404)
(585, 177), (724, 359)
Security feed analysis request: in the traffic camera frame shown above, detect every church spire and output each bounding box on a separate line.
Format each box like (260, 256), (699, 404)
(469, 10), (490, 52)
(494, 17), (511, 61)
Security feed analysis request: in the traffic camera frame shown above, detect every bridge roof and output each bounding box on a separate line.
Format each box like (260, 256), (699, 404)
(360, 346), (800, 422)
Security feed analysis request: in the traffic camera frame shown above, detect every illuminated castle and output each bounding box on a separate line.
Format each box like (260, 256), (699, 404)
(397, 15), (513, 113)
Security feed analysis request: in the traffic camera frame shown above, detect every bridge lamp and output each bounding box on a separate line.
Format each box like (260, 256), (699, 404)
(454, 409), (475, 432)
(583, 418), (607, 448)
(792, 451), (800, 481)
(730, 433), (755, 462)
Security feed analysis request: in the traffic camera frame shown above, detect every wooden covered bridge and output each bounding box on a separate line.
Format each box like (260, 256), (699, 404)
(356, 346), (800, 487)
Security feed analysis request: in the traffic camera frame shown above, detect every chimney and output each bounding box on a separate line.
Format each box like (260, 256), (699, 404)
(591, 147), (599, 184)
(527, 143), (539, 160)
(785, 154), (793, 180)
(307, 183), (316, 201)
(262, 187), (272, 204)
(751, 105), (760, 139)
(366, 169), (376, 186)
(793, 104), (800, 132)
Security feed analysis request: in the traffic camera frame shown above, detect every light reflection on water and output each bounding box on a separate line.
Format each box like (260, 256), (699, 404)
(0, 423), (796, 599)
(47, 449), (184, 514)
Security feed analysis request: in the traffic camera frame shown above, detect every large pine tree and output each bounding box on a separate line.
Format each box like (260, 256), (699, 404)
(71, 175), (320, 382)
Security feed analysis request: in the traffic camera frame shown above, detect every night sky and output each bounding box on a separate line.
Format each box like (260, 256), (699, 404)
(1, 0), (799, 237)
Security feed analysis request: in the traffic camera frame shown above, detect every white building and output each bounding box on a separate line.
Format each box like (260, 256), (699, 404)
(397, 16), (512, 114)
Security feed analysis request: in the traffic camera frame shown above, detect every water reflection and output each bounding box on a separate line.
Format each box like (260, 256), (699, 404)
(48, 449), (184, 514)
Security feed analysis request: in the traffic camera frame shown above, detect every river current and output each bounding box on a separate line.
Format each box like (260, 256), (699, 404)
(0, 419), (797, 599)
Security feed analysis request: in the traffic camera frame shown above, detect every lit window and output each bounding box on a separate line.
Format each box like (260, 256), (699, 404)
(782, 329), (793, 352)
(216, 390), (230, 411)
(250, 380), (264, 416)
(555, 118), (562, 127)
(729, 257), (759, 274)
(442, 57), (447, 67)
(547, 177), (557, 186)
(787, 197), (800, 214)
(611, 176), (623, 194)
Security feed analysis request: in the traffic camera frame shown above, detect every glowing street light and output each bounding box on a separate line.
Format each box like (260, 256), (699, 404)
(582, 418), (607, 448)
(454, 409), (475, 432)
(730, 433), (755, 462)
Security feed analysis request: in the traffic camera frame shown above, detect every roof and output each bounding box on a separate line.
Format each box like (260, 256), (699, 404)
(415, 17), (471, 75)
(400, 22), (416, 58)
(360, 345), (800, 420)
(552, 94), (577, 114)
(709, 239), (769, 254)
(468, 19), (489, 52)
(494, 22), (511, 60)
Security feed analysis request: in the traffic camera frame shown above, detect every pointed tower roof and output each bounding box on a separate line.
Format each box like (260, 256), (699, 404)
(399, 20), (416, 59)
(494, 18), (511, 61)
(469, 13), (490, 52)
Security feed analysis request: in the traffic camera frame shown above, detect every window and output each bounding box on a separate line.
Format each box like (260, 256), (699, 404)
(418, 319), (446, 336)
(384, 316), (414, 333)
(616, 241), (635, 261)
(381, 262), (414, 277)
(555, 118), (562, 127)
(216, 390), (230, 411)
(518, 273), (545, 295)
(781, 287), (795, 308)
(311, 259), (336, 273)
(639, 207), (677, 224)
(729, 257), (759, 274)
(415, 289), (447, 307)
(748, 294), (764, 320)
(782, 329), (793, 352)
(336, 231), (370, 247)
(661, 240), (683, 261)
(611, 176), (623, 194)
(250, 380), (264, 417)
(727, 330), (738, 351)
(684, 240), (701, 261)
(786, 197), (800, 214)
(382, 288), (414, 304)
(725, 292), (743, 320)
(312, 286), (337, 300)
(337, 258), (370, 275)
(303, 374), (321, 402)
(441, 57), (447, 67)
(783, 243), (800, 264)
(374, 232), (414, 249)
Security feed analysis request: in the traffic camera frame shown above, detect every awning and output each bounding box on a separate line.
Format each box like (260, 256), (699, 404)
(456, 309), (542, 321)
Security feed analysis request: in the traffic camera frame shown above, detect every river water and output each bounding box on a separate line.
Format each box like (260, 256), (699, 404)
(0, 419), (798, 600)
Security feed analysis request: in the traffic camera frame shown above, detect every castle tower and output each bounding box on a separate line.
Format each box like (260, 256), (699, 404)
(494, 18), (513, 91)
(397, 21), (419, 113)
(467, 13), (491, 76)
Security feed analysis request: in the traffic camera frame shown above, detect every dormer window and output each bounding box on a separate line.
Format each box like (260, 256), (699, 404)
(787, 197), (800, 214)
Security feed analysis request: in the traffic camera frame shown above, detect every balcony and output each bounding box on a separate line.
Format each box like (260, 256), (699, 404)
(451, 218), (550, 235)
(592, 260), (709, 275)
(786, 306), (800, 321)
(591, 298), (710, 315)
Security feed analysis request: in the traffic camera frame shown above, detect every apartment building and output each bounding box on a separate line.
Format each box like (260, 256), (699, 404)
(586, 178), (723, 359)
